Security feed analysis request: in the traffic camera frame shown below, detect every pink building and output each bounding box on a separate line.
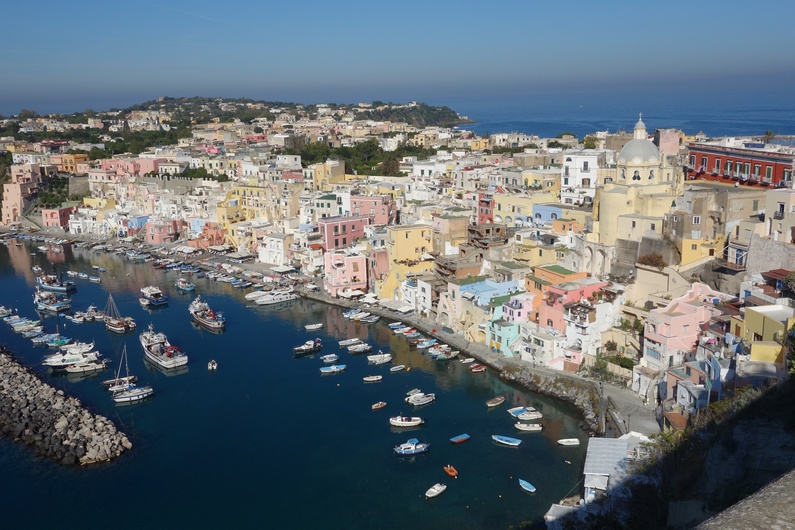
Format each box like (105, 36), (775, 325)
(41, 205), (78, 230)
(477, 193), (494, 224)
(99, 157), (163, 176)
(366, 247), (390, 293)
(350, 195), (397, 225)
(2, 164), (53, 226)
(318, 215), (370, 250)
(502, 293), (535, 324)
(539, 277), (608, 332)
(324, 250), (367, 297)
(144, 219), (186, 244)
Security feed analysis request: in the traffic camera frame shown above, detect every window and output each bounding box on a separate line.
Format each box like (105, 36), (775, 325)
(765, 166), (773, 180)
(752, 200), (759, 211)
(700, 156), (708, 168)
(692, 216), (701, 225)
(673, 215), (678, 222)
(784, 169), (792, 182)
(753, 164), (761, 176)
(683, 325), (689, 333)
(714, 158), (721, 171)
(650, 223), (656, 231)
(563, 177), (569, 186)
(692, 230), (701, 239)
(691, 244), (697, 250)
(725, 160), (732, 172)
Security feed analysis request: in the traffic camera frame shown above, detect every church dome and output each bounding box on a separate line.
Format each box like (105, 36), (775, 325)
(618, 114), (660, 165)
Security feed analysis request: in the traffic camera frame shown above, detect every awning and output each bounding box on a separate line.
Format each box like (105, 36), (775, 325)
(338, 289), (365, 299)
(271, 265), (295, 274)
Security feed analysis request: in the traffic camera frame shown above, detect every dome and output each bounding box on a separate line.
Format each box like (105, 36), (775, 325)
(618, 138), (660, 165)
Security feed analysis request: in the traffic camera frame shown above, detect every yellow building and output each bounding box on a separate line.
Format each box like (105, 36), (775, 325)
(730, 304), (795, 344)
(493, 191), (556, 225)
(379, 225), (435, 299)
(83, 197), (116, 209)
(469, 138), (489, 151)
(312, 159), (346, 191)
(748, 341), (785, 364)
(512, 237), (559, 268)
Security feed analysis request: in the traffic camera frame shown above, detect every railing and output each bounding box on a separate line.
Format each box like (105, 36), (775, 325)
(773, 211), (786, 220)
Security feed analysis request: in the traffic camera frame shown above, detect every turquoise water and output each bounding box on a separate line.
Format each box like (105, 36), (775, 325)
(0, 242), (587, 529)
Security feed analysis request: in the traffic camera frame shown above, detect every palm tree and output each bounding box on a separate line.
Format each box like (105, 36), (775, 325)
(762, 130), (775, 144)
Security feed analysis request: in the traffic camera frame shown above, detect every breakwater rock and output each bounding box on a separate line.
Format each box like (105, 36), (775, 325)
(0, 350), (132, 466)
(500, 363), (603, 435)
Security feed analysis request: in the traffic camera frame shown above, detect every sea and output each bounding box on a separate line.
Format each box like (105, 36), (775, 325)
(0, 242), (587, 530)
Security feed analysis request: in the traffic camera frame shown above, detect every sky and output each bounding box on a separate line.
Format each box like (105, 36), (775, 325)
(2, 0), (795, 116)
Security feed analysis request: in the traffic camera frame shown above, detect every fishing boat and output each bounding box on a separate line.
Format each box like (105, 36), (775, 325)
(492, 435), (522, 447)
(393, 438), (430, 456)
(175, 277), (195, 292)
(367, 352), (392, 365)
(304, 323), (323, 330)
(338, 337), (361, 347)
(363, 375), (383, 383)
(207, 360), (218, 371)
(347, 343), (372, 354)
(104, 294), (136, 334)
(65, 359), (108, 374)
(139, 285), (169, 308)
(293, 338), (322, 356)
(443, 465), (459, 478)
(320, 354), (339, 363)
(425, 483), (447, 499)
(188, 296), (226, 331)
(371, 401), (387, 410)
(486, 395), (506, 408)
(469, 364), (487, 373)
(33, 289), (72, 313)
(406, 392), (435, 406)
(111, 345), (154, 404)
(389, 364), (406, 373)
(519, 479), (536, 493)
(515, 422), (543, 432)
(389, 416), (424, 428)
(557, 438), (580, 446)
(102, 375), (137, 389)
(139, 323), (188, 370)
(319, 364), (346, 374)
(42, 350), (100, 370)
(36, 274), (77, 293)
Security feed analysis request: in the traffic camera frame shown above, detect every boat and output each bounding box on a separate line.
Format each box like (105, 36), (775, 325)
(389, 364), (406, 373)
(469, 364), (487, 373)
(450, 433), (470, 444)
(416, 338), (437, 349)
(78, 272), (89, 279)
(88, 276), (101, 283)
(387, 321), (404, 329)
(389, 416), (424, 428)
(517, 410), (543, 421)
(347, 343), (372, 354)
(320, 353), (339, 363)
(486, 396), (506, 408)
(244, 290), (269, 301)
(459, 357), (475, 364)
(425, 483), (447, 499)
(255, 290), (299, 305)
(304, 323), (323, 330)
(65, 359), (108, 374)
(363, 375), (383, 383)
(294, 338), (323, 356)
(61, 340), (95, 355)
(102, 375), (137, 388)
(393, 437), (430, 456)
(371, 401), (387, 410)
(406, 392), (436, 406)
(557, 438), (580, 446)
(515, 422), (543, 432)
(319, 364), (346, 374)
(208, 360), (218, 371)
(360, 315), (380, 324)
(104, 294), (136, 334)
(518, 479), (536, 493)
(338, 337), (361, 347)
(367, 352), (392, 365)
(139, 285), (169, 308)
(42, 350), (100, 370)
(111, 345), (154, 404)
(66, 270), (78, 277)
(188, 296), (226, 331)
(139, 323), (188, 370)
(406, 388), (422, 397)
(443, 465), (459, 478)
(175, 277), (196, 292)
(492, 435), (522, 447)
(36, 274), (77, 293)
(33, 289), (72, 313)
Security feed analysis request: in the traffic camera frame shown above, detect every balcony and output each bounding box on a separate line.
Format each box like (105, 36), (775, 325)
(773, 211), (786, 220)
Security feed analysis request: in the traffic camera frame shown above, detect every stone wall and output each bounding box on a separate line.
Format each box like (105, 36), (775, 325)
(745, 233), (795, 275)
(0, 349), (131, 465)
(68, 175), (90, 199)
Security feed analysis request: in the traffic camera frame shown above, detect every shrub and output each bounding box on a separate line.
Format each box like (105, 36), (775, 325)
(638, 252), (667, 270)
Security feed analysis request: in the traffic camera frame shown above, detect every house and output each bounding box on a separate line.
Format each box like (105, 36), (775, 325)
(317, 215), (369, 251)
(323, 249), (367, 298)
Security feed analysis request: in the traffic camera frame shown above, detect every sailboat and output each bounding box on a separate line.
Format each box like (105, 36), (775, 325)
(103, 293), (136, 334)
(111, 344), (154, 404)
(31, 252), (42, 274)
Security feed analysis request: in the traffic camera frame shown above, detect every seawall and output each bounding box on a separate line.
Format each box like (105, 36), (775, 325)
(0, 348), (132, 465)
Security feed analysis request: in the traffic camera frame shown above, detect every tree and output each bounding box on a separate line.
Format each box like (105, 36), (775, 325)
(253, 126), (263, 134)
(18, 109), (37, 120)
(762, 130), (775, 144)
(556, 131), (576, 138)
(583, 135), (598, 149)
(638, 252), (667, 270)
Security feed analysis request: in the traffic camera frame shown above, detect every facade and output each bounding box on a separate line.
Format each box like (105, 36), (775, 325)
(686, 140), (794, 187)
(317, 215), (370, 250)
(323, 249), (367, 297)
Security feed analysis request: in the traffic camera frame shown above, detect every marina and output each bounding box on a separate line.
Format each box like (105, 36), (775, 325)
(0, 239), (586, 528)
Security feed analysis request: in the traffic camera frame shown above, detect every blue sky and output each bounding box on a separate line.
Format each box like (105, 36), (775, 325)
(2, 0), (795, 116)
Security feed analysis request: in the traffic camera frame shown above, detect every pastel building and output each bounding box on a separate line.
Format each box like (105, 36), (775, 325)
(324, 249), (367, 297)
(41, 204), (79, 230)
(350, 195), (397, 225)
(318, 215), (370, 250)
(144, 218), (185, 244)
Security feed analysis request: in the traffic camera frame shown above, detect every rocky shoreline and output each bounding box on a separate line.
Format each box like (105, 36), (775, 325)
(0, 348), (131, 466)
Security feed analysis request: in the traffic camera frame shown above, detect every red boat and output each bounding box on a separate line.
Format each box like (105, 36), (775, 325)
(371, 401), (387, 411)
(443, 465), (459, 478)
(469, 364), (486, 373)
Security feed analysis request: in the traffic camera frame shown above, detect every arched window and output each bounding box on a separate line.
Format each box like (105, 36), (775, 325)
(633, 170), (641, 181)
(649, 170), (654, 180)
(620, 169), (626, 180)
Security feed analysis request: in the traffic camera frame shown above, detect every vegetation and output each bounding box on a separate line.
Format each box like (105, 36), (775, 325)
(638, 252), (668, 270)
(353, 102), (464, 128)
(604, 355), (634, 370)
(556, 131), (576, 138)
(36, 175), (72, 208)
(180, 167), (229, 182)
(583, 135), (598, 149)
(286, 139), (435, 176)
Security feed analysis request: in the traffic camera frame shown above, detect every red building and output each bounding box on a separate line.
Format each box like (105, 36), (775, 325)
(686, 142), (793, 188)
(477, 193), (494, 224)
(41, 205), (78, 230)
(317, 215), (370, 251)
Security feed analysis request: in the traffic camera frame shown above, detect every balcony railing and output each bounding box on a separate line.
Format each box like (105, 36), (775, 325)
(773, 211), (786, 220)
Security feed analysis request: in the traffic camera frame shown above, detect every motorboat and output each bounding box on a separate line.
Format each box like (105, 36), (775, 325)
(389, 416), (424, 428)
(394, 437), (430, 456)
(175, 277), (196, 292)
(255, 290), (298, 305)
(459, 357), (475, 364)
(425, 483), (447, 499)
(88, 276), (101, 283)
(61, 341), (95, 355)
(338, 338), (361, 347)
(515, 422), (543, 432)
(519, 479), (536, 493)
(406, 388), (422, 397)
(43, 350), (100, 370)
(450, 433), (470, 444)
(188, 296), (226, 331)
(363, 375), (383, 383)
(492, 435), (522, 447)
(33, 289), (72, 313)
(78, 272), (89, 279)
(208, 360), (218, 371)
(367, 352), (392, 365)
(36, 274), (77, 292)
(406, 392), (435, 406)
(305, 323), (323, 330)
(389, 364), (406, 373)
(139, 285), (169, 308)
(320, 353), (339, 363)
(65, 359), (108, 374)
(486, 396), (506, 408)
(139, 323), (188, 370)
(387, 321), (404, 329)
(371, 401), (387, 411)
(104, 294), (136, 334)
(443, 465), (459, 478)
(416, 339), (437, 349)
(294, 338), (323, 356)
(102, 375), (137, 389)
(319, 364), (346, 374)
(347, 343), (372, 354)
(557, 438), (580, 446)
(469, 364), (487, 373)
(517, 410), (543, 421)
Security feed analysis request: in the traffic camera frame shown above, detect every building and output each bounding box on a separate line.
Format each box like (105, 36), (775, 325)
(317, 215), (370, 251)
(686, 139), (793, 187)
(323, 249), (367, 297)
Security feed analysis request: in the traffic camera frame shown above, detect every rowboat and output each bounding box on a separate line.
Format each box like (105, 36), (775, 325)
(389, 416), (424, 428)
(363, 375), (383, 383)
(319, 364), (346, 374)
(443, 465), (458, 478)
(425, 483), (447, 499)
(320, 354), (339, 363)
(557, 438), (580, 446)
(469, 364), (486, 373)
(460, 357), (475, 364)
(450, 433), (470, 444)
(486, 395), (505, 408)
(519, 479), (536, 493)
(338, 338), (361, 347)
(492, 435), (522, 447)
(515, 422), (543, 432)
(389, 364), (406, 372)
(371, 401), (387, 411)
(305, 323), (323, 330)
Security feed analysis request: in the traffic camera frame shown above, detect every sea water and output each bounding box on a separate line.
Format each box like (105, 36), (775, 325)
(0, 242), (587, 529)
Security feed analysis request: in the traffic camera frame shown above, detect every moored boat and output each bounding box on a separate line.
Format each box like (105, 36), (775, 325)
(469, 363), (486, 373)
(557, 438), (580, 446)
(320, 354), (339, 363)
(515, 422), (543, 432)
(389, 364), (406, 373)
(294, 338), (323, 356)
(405, 392), (436, 406)
(305, 323), (323, 330)
(425, 483), (447, 499)
(139, 285), (169, 308)
(492, 435), (522, 447)
(371, 401), (387, 411)
(486, 395), (506, 408)
(139, 323), (188, 370)
(367, 352), (392, 365)
(347, 342), (372, 354)
(338, 337), (361, 347)
(207, 360), (218, 371)
(459, 357), (475, 364)
(36, 274), (77, 293)
(519, 479), (536, 493)
(363, 375), (383, 383)
(443, 465), (459, 478)
(188, 296), (226, 331)
(319, 364), (346, 374)
(393, 438), (430, 456)
(389, 416), (424, 428)
(175, 277), (195, 291)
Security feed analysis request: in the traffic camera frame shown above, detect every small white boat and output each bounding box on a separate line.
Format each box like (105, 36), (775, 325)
(363, 375), (383, 383)
(389, 364), (406, 373)
(517, 410), (543, 421)
(486, 395), (505, 408)
(389, 416), (424, 428)
(406, 388), (422, 396)
(557, 438), (580, 446)
(460, 357), (475, 364)
(319, 364), (346, 374)
(425, 483), (447, 499)
(207, 360), (218, 371)
(367, 352), (392, 365)
(338, 338), (361, 347)
(515, 422), (543, 432)
(305, 323), (323, 330)
(492, 435), (522, 447)
(519, 479), (536, 493)
(320, 354), (339, 363)
(405, 392), (435, 406)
